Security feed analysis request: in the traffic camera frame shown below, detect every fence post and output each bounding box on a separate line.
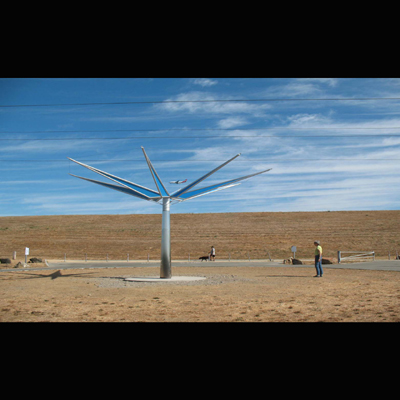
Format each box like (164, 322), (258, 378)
(337, 251), (341, 264)
(373, 251), (375, 261)
(147, 253), (150, 262)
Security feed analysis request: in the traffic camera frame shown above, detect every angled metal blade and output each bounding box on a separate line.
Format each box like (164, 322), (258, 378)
(68, 157), (160, 198)
(175, 183), (242, 202)
(172, 153), (241, 198)
(141, 147), (170, 197)
(172, 168), (272, 200)
(69, 174), (161, 202)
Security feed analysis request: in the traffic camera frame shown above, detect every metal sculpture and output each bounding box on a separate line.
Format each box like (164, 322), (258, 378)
(68, 147), (271, 278)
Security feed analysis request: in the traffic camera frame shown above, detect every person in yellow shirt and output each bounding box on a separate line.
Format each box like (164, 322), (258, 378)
(314, 241), (323, 277)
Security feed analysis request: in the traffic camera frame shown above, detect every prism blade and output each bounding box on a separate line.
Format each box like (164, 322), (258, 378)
(68, 157), (160, 198)
(69, 174), (161, 202)
(141, 147), (170, 197)
(172, 153), (241, 198)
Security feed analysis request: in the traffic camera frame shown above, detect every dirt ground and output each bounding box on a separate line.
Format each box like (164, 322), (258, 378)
(1, 210), (399, 262)
(1, 265), (399, 322)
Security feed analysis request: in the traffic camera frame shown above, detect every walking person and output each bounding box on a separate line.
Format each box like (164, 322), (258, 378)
(314, 241), (323, 277)
(210, 246), (216, 261)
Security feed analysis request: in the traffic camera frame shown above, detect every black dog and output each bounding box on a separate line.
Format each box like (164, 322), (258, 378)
(199, 256), (209, 261)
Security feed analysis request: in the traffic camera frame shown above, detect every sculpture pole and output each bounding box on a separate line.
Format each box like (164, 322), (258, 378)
(160, 197), (171, 278)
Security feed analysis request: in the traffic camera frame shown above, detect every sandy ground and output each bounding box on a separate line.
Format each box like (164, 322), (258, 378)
(2, 210), (399, 261)
(1, 264), (399, 322)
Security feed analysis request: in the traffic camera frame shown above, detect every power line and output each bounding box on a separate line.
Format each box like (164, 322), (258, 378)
(1, 134), (400, 141)
(1, 97), (400, 108)
(1, 158), (399, 162)
(2, 127), (400, 135)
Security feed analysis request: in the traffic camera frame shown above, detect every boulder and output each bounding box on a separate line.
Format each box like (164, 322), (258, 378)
(29, 257), (42, 263)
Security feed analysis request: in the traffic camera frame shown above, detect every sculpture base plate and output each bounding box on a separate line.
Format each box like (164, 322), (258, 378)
(124, 276), (206, 282)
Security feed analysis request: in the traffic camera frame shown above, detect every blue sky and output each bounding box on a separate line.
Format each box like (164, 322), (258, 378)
(1, 77), (399, 216)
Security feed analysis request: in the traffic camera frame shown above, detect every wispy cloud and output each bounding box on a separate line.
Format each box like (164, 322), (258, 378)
(192, 78), (218, 87)
(217, 116), (249, 129)
(156, 91), (271, 116)
(0, 138), (103, 154)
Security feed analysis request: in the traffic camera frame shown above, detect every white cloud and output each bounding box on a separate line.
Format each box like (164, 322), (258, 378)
(0, 138), (102, 154)
(217, 117), (248, 129)
(286, 113), (333, 126)
(192, 78), (218, 87)
(262, 82), (323, 98)
(299, 78), (338, 87)
(156, 91), (271, 116)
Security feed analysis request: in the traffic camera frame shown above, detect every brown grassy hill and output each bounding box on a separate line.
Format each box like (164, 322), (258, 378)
(0, 211), (399, 262)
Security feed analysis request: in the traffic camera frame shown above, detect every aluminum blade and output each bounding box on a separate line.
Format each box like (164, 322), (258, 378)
(69, 174), (161, 202)
(172, 153), (241, 198)
(68, 157), (160, 198)
(141, 147), (170, 197)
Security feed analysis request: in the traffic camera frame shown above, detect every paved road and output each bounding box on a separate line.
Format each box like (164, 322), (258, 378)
(322, 260), (400, 272)
(2, 260), (400, 272)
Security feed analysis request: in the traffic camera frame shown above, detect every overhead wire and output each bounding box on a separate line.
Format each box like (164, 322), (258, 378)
(2, 134), (400, 140)
(1, 127), (400, 140)
(4, 136), (400, 142)
(1, 97), (399, 161)
(1, 97), (400, 108)
(2, 127), (400, 134)
(0, 158), (399, 162)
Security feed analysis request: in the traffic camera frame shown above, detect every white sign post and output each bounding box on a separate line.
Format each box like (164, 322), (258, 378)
(291, 246), (297, 259)
(25, 247), (29, 263)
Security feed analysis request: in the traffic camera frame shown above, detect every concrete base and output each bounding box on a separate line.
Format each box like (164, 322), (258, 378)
(124, 276), (206, 283)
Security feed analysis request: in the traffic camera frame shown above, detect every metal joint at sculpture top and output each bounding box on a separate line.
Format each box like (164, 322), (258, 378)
(68, 147), (271, 279)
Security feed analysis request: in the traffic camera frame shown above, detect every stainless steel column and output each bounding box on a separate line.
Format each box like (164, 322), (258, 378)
(160, 197), (171, 278)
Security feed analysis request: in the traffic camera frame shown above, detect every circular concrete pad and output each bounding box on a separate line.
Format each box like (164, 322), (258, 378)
(124, 276), (206, 282)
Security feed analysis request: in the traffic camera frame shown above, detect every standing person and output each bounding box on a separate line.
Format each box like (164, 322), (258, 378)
(314, 241), (323, 277)
(210, 246), (216, 261)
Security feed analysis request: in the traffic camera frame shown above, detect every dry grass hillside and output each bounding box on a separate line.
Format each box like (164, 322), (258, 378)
(0, 211), (399, 263)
